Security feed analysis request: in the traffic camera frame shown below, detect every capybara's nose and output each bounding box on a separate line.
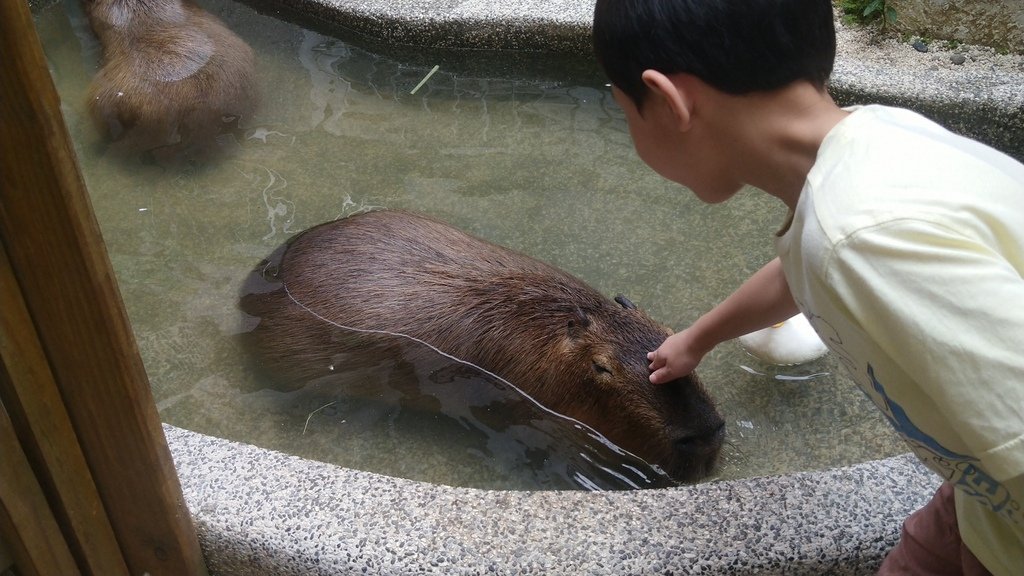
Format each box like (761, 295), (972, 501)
(673, 420), (726, 458)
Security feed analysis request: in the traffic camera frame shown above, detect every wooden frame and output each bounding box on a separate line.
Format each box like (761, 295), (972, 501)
(0, 1), (206, 574)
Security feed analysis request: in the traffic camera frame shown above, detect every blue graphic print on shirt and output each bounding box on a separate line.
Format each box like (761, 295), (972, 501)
(867, 364), (1021, 526)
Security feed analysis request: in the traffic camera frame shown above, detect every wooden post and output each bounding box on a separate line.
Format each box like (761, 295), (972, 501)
(0, 1), (207, 574)
(0, 242), (128, 575)
(0, 401), (80, 576)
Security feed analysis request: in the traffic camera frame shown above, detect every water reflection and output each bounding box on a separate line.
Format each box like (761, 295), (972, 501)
(299, 32), (354, 134)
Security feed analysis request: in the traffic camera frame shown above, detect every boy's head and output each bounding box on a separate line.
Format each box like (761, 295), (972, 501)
(593, 0), (837, 109)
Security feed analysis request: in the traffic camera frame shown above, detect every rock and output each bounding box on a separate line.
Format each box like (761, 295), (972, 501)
(890, 0), (1023, 55)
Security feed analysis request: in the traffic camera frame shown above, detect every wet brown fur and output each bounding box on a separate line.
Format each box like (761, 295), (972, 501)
(83, 0), (256, 157)
(240, 210), (724, 482)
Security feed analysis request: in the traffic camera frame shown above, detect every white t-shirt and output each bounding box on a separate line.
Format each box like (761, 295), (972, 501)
(776, 105), (1024, 574)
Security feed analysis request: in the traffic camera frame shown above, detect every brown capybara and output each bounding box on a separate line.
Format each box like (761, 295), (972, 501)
(83, 0), (256, 158)
(239, 210), (724, 482)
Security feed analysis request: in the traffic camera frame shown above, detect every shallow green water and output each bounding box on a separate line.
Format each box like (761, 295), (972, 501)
(34, 0), (906, 489)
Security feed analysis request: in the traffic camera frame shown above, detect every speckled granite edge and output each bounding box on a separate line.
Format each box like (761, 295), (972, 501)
(259, 0), (593, 53)
(165, 424), (940, 575)
(828, 35), (1024, 160)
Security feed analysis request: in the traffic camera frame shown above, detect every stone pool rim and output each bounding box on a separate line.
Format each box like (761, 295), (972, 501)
(168, 424), (941, 575)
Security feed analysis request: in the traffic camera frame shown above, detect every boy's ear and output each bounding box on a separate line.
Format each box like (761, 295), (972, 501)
(641, 70), (692, 132)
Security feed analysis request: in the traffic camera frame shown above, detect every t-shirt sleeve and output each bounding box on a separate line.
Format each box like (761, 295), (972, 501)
(826, 218), (1024, 482)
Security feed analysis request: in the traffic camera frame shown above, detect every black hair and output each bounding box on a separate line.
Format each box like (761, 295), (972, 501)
(593, 0), (836, 107)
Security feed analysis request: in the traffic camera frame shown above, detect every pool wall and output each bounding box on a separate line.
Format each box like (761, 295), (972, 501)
(167, 425), (937, 575)
(166, 1), (1024, 573)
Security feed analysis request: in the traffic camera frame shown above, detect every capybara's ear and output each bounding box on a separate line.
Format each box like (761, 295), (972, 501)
(614, 294), (637, 310)
(567, 306), (591, 339)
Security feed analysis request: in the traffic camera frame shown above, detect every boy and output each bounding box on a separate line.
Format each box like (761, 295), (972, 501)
(591, 0), (1024, 573)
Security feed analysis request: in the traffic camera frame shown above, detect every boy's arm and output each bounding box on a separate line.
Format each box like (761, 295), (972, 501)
(648, 257), (798, 383)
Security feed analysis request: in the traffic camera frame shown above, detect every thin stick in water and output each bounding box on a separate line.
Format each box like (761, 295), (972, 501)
(302, 401), (338, 435)
(410, 65), (440, 95)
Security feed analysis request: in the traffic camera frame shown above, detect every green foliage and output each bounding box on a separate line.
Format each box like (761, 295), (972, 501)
(837, 0), (897, 27)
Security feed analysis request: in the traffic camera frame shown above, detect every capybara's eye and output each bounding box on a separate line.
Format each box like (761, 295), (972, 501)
(592, 361), (613, 377)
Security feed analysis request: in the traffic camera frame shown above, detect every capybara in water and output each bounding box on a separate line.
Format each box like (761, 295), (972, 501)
(83, 0), (256, 157)
(240, 210), (725, 482)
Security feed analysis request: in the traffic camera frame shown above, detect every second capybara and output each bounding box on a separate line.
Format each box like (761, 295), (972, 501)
(239, 210), (725, 482)
(83, 0), (256, 158)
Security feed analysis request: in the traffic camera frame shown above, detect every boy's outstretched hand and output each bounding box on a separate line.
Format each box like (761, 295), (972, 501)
(647, 328), (709, 384)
